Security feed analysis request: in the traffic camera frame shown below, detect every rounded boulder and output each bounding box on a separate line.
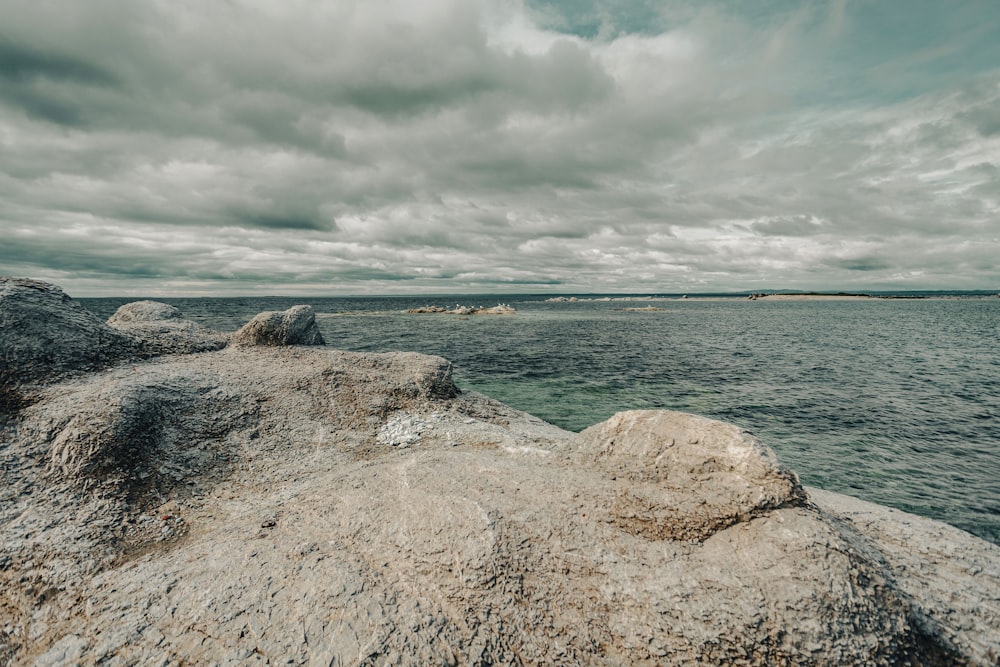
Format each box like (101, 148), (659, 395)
(230, 305), (326, 347)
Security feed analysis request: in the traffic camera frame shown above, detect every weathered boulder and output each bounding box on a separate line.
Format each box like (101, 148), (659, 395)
(106, 300), (183, 324)
(570, 410), (808, 540)
(229, 304), (325, 347)
(0, 277), (139, 412)
(106, 300), (226, 354)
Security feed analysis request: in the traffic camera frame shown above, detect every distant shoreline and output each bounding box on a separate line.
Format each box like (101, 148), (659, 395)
(748, 292), (999, 301)
(542, 292), (999, 303)
(748, 292), (887, 301)
(70, 291), (1000, 304)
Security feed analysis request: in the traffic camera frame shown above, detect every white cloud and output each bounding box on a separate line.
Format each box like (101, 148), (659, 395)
(0, 0), (998, 294)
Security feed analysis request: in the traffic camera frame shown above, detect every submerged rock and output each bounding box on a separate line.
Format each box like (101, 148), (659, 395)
(1, 279), (997, 666)
(230, 304), (326, 347)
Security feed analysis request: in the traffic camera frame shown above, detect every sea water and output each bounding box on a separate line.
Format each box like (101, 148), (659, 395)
(80, 295), (1000, 545)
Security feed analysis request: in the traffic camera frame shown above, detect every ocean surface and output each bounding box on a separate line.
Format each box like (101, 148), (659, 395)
(79, 294), (1000, 545)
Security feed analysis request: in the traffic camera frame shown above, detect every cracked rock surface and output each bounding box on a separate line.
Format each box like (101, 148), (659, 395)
(1, 279), (998, 666)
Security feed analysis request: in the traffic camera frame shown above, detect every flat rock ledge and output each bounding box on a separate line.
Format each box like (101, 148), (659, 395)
(1, 279), (998, 666)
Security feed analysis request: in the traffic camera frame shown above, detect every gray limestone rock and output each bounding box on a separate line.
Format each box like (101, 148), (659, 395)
(106, 300), (226, 354)
(570, 410), (808, 540)
(229, 304), (326, 347)
(0, 277), (139, 414)
(106, 300), (183, 324)
(810, 487), (1000, 667)
(1, 280), (997, 666)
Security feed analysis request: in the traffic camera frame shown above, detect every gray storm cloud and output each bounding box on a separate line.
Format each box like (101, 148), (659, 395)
(0, 0), (997, 295)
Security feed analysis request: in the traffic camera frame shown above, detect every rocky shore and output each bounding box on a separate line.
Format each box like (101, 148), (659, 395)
(1, 277), (998, 666)
(405, 304), (516, 315)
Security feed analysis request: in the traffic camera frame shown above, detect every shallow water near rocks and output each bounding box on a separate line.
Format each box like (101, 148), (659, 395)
(80, 295), (1000, 545)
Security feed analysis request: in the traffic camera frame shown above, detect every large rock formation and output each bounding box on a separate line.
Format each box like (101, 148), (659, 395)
(0, 281), (228, 420)
(0, 278), (139, 415)
(1, 279), (997, 666)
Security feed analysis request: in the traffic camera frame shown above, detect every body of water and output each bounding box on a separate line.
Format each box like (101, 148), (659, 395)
(80, 294), (1000, 545)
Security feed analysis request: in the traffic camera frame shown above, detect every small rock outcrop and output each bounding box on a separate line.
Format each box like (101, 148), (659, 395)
(106, 300), (226, 354)
(406, 304), (516, 315)
(229, 304), (325, 346)
(618, 306), (668, 312)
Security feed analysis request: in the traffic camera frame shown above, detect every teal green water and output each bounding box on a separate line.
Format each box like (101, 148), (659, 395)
(81, 295), (1000, 544)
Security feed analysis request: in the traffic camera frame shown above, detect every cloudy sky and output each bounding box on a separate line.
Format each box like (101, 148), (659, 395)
(1, 0), (998, 296)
